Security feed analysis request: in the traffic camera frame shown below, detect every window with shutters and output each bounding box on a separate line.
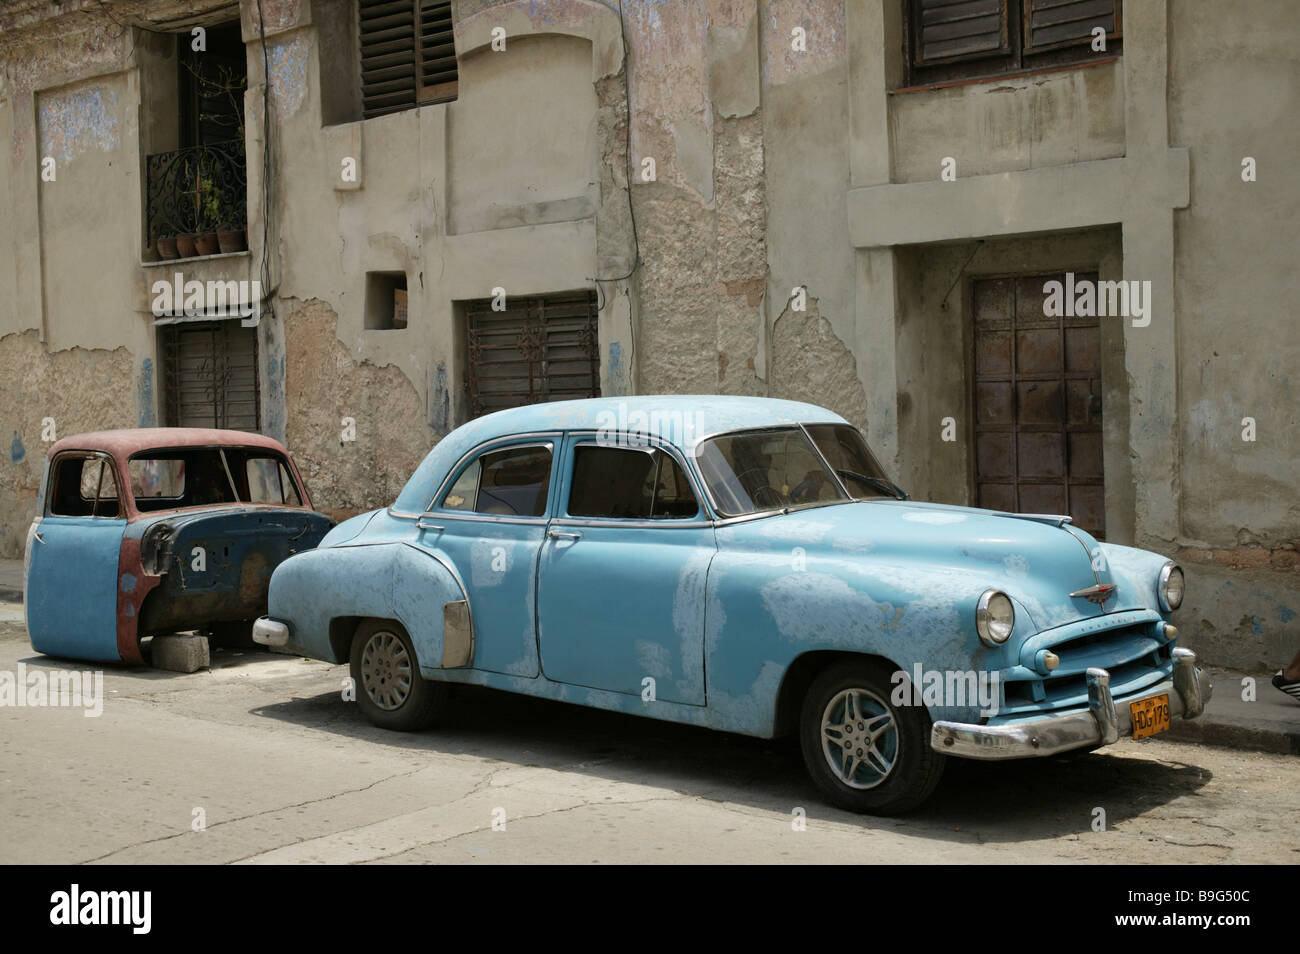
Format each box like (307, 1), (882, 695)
(359, 0), (458, 118)
(464, 291), (601, 418)
(903, 0), (1121, 87)
(160, 321), (261, 432)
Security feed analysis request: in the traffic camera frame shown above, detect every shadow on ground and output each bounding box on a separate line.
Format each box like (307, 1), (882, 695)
(252, 679), (1214, 842)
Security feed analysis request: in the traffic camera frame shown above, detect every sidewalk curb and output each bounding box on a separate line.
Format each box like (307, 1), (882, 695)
(1168, 718), (1300, 756)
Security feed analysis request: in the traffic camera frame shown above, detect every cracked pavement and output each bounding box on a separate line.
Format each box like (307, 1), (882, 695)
(1, 623), (1296, 864)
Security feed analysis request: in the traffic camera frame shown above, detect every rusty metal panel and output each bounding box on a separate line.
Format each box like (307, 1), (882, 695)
(465, 291), (600, 419)
(972, 272), (1105, 538)
(161, 320), (260, 432)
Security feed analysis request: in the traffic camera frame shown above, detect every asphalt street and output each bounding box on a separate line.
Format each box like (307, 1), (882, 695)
(1, 615), (1295, 864)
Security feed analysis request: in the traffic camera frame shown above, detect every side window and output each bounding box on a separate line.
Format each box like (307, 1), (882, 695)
(441, 445), (552, 517)
(50, 455), (122, 518)
(568, 445), (700, 520)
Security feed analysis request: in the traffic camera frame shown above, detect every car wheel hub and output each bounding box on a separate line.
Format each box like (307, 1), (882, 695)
(361, 631), (413, 711)
(820, 688), (898, 790)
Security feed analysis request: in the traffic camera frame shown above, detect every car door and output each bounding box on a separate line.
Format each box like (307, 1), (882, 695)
(26, 452), (129, 661)
(536, 434), (715, 706)
(425, 437), (559, 677)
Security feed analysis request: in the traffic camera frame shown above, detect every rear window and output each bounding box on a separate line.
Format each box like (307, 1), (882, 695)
(128, 447), (304, 511)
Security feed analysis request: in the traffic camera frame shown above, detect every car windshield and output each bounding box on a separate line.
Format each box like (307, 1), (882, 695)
(696, 425), (902, 517)
(803, 424), (902, 501)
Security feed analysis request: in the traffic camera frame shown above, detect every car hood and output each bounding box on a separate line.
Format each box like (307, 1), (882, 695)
(716, 499), (1149, 633)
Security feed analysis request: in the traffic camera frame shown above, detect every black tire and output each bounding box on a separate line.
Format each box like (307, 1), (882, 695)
(349, 619), (446, 731)
(799, 659), (945, 815)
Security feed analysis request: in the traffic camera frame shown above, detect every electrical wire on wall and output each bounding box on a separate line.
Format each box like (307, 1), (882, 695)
(254, 0), (276, 325)
(589, 0), (641, 391)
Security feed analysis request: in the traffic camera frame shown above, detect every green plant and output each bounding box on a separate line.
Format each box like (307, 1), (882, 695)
(198, 175), (223, 232)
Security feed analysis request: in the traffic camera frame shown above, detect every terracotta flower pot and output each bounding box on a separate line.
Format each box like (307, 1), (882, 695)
(155, 236), (179, 260)
(176, 234), (197, 258)
(217, 227), (247, 254)
(194, 232), (219, 257)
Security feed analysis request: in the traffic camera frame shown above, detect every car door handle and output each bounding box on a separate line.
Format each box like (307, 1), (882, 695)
(547, 529), (582, 541)
(415, 514), (444, 532)
(32, 531), (44, 545)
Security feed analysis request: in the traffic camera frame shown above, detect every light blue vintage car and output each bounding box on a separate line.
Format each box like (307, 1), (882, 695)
(254, 396), (1210, 814)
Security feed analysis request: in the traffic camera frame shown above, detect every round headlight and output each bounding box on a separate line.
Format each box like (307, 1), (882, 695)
(976, 589), (1015, 647)
(1158, 563), (1184, 612)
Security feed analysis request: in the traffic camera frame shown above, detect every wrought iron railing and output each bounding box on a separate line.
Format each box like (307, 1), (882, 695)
(145, 140), (247, 242)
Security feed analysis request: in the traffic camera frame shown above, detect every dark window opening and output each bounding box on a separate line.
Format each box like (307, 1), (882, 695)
(464, 290), (600, 418)
(360, 0), (459, 118)
(903, 0), (1121, 87)
(568, 445), (701, 520)
(48, 455), (123, 518)
(365, 272), (409, 329)
(160, 320), (261, 432)
(441, 444), (552, 517)
(146, 20), (248, 256)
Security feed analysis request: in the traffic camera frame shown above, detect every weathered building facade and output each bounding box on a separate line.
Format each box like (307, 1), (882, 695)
(1, 0), (1296, 672)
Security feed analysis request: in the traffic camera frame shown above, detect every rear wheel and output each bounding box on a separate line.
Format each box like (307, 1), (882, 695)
(350, 620), (446, 731)
(799, 659), (944, 815)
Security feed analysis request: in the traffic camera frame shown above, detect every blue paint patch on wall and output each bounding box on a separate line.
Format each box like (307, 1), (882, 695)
(607, 342), (625, 396)
(10, 432), (24, 464)
(137, 358), (156, 427)
(38, 86), (121, 162)
(268, 36), (309, 120)
(432, 362), (450, 433)
(265, 333), (285, 441)
(1278, 605), (1296, 624)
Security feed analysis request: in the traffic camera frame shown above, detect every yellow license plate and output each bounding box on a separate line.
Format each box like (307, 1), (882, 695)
(1130, 694), (1171, 740)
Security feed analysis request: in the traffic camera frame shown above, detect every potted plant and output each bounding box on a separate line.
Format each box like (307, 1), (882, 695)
(155, 234), (179, 260)
(194, 174), (221, 257)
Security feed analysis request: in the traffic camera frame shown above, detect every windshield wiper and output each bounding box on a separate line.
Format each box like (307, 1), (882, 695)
(836, 469), (904, 499)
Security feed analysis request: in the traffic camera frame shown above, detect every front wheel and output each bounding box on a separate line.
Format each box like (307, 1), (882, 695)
(799, 660), (944, 815)
(350, 620), (446, 731)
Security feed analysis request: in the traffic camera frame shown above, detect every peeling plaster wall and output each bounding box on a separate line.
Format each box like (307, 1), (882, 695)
(282, 299), (430, 518)
(0, 331), (136, 555)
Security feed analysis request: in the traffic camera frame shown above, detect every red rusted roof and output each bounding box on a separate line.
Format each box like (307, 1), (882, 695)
(47, 428), (289, 459)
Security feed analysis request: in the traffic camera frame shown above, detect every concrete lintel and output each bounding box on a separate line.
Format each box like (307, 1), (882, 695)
(847, 157), (1130, 248)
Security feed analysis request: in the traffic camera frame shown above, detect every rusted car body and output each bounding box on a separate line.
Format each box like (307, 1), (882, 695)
(24, 428), (332, 663)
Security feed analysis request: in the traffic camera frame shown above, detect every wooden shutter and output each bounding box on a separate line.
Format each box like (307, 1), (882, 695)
(360, 0), (418, 118)
(1023, 0), (1119, 52)
(466, 292), (601, 418)
(417, 0), (458, 104)
(913, 0), (1010, 65)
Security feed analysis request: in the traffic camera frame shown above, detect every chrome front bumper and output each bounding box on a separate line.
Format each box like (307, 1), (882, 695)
(251, 617), (290, 649)
(930, 647), (1212, 760)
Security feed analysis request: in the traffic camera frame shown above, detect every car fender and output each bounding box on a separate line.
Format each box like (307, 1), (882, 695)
(268, 541), (471, 675)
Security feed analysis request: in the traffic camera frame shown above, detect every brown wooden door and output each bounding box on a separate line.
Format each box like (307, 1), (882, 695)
(971, 272), (1105, 537)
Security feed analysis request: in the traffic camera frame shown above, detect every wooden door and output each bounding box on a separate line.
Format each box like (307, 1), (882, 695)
(971, 272), (1105, 537)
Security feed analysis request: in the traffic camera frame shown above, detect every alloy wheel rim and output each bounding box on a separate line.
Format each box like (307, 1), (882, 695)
(820, 688), (898, 789)
(361, 631), (413, 711)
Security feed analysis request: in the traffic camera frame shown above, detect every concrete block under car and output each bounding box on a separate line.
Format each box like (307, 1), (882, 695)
(151, 633), (210, 673)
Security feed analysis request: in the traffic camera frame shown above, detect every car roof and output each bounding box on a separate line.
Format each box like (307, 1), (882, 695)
(393, 395), (848, 513)
(47, 427), (289, 459)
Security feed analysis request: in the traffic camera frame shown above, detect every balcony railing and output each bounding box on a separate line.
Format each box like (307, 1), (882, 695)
(146, 140), (247, 258)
